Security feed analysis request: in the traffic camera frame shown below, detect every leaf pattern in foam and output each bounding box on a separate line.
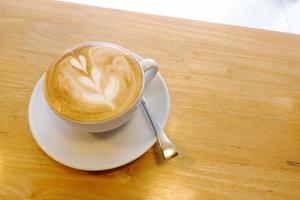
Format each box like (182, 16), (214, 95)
(81, 93), (106, 104)
(79, 55), (87, 72)
(81, 93), (115, 109)
(91, 67), (101, 89)
(68, 55), (120, 110)
(78, 76), (99, 92)
(70, 56), (86, 72)
(104, 76), (120, 101)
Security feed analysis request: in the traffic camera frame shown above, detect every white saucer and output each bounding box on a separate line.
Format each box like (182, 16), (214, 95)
(28, 73), (170, 171)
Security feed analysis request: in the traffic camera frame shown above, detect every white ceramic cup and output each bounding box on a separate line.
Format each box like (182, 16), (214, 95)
(43, 42), (158, 133)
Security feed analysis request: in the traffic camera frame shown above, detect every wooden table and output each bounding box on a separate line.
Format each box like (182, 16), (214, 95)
(0, 1), (300, 199)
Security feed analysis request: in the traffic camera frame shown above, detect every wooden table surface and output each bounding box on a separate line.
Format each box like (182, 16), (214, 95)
(0, 1), (300, 199)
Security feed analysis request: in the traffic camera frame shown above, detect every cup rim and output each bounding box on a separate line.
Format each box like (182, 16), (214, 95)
(43, 42), (147, 124)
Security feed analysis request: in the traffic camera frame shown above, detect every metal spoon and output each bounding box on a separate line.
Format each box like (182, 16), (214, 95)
(141, 96), (178, 160)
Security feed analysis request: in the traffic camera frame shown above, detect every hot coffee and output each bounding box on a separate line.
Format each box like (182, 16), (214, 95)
(44, 43), (143, 122)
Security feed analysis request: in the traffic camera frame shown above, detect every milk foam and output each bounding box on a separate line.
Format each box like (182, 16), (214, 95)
(45, 43), (143, 122)
(69, 54), (120, 109)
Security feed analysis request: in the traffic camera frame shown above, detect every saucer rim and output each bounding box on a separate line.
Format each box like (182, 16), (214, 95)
(28, 72), (170, 171)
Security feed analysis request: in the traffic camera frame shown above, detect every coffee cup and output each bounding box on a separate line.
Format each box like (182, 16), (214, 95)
(43, 42), (158, 132)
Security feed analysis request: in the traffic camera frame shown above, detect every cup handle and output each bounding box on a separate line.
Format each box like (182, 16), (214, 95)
(139, 58), (159, 85)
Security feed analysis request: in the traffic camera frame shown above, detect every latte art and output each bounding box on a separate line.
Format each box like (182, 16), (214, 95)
(69, 55), (120, 109)
(44, 43), (143, 122)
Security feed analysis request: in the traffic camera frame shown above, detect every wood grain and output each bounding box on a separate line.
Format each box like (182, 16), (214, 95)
(0, 0), (300, 199)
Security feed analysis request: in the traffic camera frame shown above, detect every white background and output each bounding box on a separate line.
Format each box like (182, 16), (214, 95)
(61, 0), (300, 35)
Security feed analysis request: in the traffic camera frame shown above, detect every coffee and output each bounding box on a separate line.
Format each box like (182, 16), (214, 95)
(44, 43), (143, 122)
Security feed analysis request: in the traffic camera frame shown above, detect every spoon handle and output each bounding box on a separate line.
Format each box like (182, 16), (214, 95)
(141, 96), (178, 160)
